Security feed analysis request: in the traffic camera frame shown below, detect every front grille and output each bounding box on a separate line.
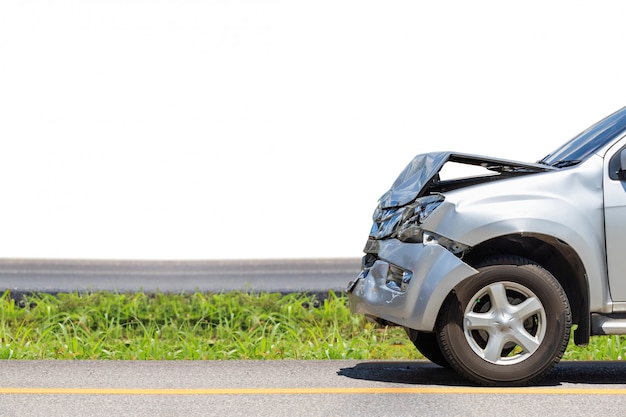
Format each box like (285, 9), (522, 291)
(363, 239), (379, 255)
(370, 206), (405, 239)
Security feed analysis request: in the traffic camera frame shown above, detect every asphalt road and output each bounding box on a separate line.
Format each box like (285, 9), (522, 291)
(0, 258), (360, 294)
(2, 360), (626, 416)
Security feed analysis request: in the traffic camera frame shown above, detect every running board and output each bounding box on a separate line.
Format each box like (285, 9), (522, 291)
(591, 314), (626, 335)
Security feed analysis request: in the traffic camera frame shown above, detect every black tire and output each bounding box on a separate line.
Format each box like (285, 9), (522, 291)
(404, 328), (449, 368)
(437, 256), (571, 386)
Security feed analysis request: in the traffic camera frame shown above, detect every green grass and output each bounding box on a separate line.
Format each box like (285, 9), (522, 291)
(0, 289), (622, 361)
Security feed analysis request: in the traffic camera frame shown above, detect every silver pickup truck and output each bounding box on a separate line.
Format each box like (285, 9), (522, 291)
(348, 107), (626, 385)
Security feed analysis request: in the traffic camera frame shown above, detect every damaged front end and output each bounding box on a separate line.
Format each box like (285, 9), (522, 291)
(348, 151), (553, 331)
(348, 239), (477, 331)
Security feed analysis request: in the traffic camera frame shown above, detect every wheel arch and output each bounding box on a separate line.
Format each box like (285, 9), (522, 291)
(459, 233), (590, 345)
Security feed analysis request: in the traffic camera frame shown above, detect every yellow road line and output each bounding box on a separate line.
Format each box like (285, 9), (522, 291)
(0, 387), (625, 395)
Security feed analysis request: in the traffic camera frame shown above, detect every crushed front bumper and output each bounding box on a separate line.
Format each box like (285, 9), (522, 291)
(347, 239), (478, 331)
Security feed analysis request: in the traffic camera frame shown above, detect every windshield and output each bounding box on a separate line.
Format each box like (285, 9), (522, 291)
(540, 106), (626, 166)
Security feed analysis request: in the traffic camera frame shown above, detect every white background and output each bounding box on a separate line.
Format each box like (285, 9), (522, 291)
(1, 0), (626, 260)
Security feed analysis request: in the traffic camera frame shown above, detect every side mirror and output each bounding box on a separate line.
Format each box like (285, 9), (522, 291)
(619, 149), (626, 181)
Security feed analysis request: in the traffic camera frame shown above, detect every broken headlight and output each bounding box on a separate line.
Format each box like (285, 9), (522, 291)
(396, 195), (444, 243)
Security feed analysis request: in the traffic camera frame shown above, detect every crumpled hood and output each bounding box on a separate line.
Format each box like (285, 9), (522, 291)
(378, 152), (554, 209)
(378, 152), (451, 209)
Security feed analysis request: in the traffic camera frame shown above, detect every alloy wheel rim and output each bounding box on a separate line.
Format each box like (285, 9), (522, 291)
(463, 281), (547, 365)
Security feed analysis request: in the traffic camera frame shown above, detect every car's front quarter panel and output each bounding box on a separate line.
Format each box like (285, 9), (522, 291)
(422, 156), (610, 311)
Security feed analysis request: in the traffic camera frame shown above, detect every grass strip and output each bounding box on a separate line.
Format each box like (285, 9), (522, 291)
(0, 290), (622, 361)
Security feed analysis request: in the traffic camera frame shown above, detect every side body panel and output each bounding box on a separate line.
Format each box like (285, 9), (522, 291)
(603, 135), (626, 302)
(422, 156), (610, 312)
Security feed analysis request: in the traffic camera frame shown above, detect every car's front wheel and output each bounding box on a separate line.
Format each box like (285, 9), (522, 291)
(405, 328), (449, 368)
(436, 256), (571, 385)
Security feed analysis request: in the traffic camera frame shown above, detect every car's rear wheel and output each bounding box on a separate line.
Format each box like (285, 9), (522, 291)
(437, 256), (571, 385)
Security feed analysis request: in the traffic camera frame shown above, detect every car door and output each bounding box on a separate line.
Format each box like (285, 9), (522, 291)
(604, 137), (626, 301)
